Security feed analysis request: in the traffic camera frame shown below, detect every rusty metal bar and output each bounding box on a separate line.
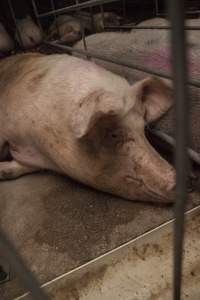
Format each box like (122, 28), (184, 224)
(45, 41), (200, 89)
(38, 0), (120, 18)
(0, 228), (50, 300)
(168, 0), (189, 299)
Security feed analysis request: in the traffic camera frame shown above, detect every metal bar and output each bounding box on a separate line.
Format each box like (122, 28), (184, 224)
(155, 0), (159, 16)
(89, 6), (95, 30)
(168, 0), (189, 299)
(38, 0), (120, 18)
(105, 25), (200, 30)
(31, 0), (44, 35)
(49, 0), (60, 38)
(158, 11), (200, 16)
(76, 0), (90, 59)
(8, 0), (25, 51)
(31, 0), (39, 18)
(100, 4), (105, 31)
(0, 228), (50, 300)
(122, 0), (126, 19)
(45, 41), (200, 89)
(148, 128), (200, 166)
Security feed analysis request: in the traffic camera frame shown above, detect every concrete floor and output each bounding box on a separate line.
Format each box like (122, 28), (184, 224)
(0, 170), (200, 300)
(17, 206), (200, 300)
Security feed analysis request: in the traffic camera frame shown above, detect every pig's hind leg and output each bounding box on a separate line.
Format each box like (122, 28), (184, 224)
(0, 160), (39, 180)
(0, 139), (40, 180)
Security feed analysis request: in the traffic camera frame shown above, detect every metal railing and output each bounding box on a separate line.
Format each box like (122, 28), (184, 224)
(168, 1), (189, 298)
(0, 0), (196, 299)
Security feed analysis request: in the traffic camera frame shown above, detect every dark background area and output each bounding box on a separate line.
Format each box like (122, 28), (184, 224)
(1, 0), (200, 34)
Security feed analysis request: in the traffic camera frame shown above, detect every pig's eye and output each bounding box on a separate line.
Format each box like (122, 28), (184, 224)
(107, 129), (125, 144)
(111, 133), (118, 138)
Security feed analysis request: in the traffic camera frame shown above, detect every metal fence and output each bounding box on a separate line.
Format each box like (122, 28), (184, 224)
(0, 0), (197, 299)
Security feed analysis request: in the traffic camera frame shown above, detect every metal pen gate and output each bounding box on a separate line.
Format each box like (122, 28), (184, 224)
(0, 0), (197, 299)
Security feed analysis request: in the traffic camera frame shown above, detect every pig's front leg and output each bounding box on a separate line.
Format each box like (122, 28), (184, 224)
(0, 160), (40, 180)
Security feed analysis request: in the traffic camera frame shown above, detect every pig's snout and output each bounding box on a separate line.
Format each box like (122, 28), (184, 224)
(157, 169), (197, 200)
(165, 170), (176, 193)
(136, 141), (177, 202)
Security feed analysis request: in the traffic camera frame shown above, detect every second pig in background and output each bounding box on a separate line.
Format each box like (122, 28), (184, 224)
(15, 15), (43, 49)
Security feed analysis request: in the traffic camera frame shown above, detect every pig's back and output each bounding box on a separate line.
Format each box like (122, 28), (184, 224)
(0, 53), (130, 136)
(0, 53), (129, 105)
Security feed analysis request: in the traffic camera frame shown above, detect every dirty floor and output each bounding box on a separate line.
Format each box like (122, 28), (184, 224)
(0, 171), (200, 300)
(19, 207), (200, 300)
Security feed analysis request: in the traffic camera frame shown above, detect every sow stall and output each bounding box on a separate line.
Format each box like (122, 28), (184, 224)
(0, 0), (200, 299)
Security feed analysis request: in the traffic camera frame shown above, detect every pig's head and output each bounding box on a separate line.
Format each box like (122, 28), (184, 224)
(71, 76), (176, 203)
(48, 21), (81, 44)
(60, 22), (82, 43)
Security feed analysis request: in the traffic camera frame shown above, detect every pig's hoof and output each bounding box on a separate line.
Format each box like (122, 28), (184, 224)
(0, 169), (15, 180)
(0, 161), (39, 181)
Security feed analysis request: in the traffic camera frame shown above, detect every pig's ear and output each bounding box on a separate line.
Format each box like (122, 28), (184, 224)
(70, 89), (134, 139)
(130, 76), (173, 123)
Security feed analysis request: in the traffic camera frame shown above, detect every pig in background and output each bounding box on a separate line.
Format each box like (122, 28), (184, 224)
(47, 12), (122, 44)
(0, 22), (14, 53)
(74, 17), (200, 80)
(47, 15), (83, 44)
(132, 18), (200, 48)
(15, 15), (43, 49)
(74, 17), (200, 158)
(0, 53), (176, 203)
(92, 12), (122, 32)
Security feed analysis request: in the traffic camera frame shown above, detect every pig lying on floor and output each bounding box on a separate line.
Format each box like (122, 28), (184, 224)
(0, 53), (176, 203)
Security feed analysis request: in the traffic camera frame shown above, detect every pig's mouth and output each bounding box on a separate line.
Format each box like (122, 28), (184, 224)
(140, 177), (174, 202)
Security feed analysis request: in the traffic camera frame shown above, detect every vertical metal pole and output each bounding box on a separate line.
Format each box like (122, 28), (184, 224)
(76, 0), (90, 59)
(31, 0), (44, 35)
(168, 0), (189, 299)
(122, 0), (126, 19)
(155, 0), (159, 16)
(49, 0), (60, 38)
(8, 0), (25, 51)
(89, 6), (95, 31)
(100, 4), (105, 31)
(0, 228), (50, 300)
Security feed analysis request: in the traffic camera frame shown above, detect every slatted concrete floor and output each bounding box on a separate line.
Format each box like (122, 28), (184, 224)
(0, 171), (200, 300)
